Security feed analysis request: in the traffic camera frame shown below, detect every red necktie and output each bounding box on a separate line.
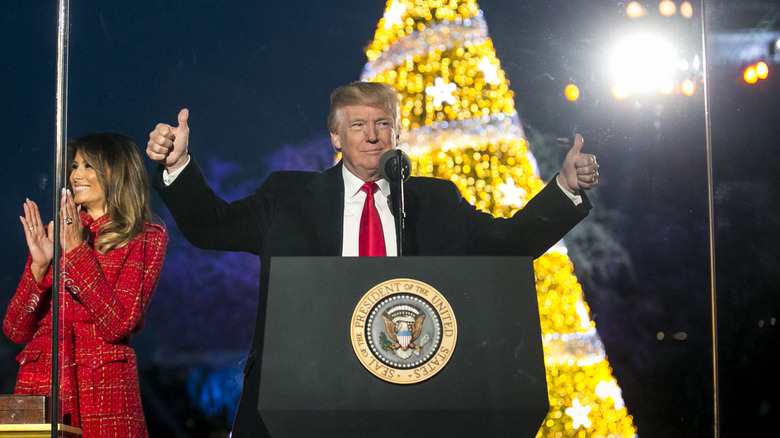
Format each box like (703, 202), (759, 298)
(359, 182), (386, 256)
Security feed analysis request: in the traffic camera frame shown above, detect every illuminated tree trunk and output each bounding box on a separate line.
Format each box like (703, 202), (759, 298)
(362, 1), (637, 436)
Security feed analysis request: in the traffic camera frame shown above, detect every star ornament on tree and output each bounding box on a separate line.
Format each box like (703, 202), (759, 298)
(497, 177), (527, 208)
(575, 301), (591, 330)
(596, 379), (626, 410)
(478, 56), (500, 85)
(565, 398), (592, 429)
(425, 77), (458, 107)
(383, 1), (406, 29)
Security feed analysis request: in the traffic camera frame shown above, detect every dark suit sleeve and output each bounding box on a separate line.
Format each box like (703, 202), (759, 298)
(407, 175), (590, 258)
(152, 156), (273, 254)
(462, 175), (591, 257)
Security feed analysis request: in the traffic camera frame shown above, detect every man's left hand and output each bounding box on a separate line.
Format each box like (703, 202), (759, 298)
(558, 133), (598, 194)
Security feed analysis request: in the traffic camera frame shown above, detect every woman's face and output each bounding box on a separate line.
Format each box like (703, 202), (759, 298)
(69, 150), (106, 219)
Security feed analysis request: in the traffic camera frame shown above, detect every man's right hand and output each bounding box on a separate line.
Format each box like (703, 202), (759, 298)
(147, 108), (190, 172)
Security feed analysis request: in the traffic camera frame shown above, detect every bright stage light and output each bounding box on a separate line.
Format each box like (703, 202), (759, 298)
(608, 32), (680, 97)
(626, 2), (646, 19)
(659, 0), (676, 17)
(611, 83), (630, 100)
(744, 65), (759, 84)
(680, 2), (694, 19)
(681, 79), (695, 96)
(756, 62), (769, 80)
(564, 84), (580, 101)
(658, 79), (674, 95)
(743, 62), (769, 84)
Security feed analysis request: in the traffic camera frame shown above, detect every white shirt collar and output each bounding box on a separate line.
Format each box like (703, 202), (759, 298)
(342, 164), (391, 198)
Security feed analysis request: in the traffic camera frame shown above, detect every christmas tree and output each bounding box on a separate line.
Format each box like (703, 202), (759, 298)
(361, 1), (637, 436)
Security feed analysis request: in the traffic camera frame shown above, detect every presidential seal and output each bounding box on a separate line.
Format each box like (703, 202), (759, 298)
(350, 278), (457, 384)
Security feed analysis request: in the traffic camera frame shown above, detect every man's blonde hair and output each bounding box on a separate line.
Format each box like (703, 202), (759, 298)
(327, 81), (401, 133)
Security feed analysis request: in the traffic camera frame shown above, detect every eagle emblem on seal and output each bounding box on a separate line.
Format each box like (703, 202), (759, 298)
(380, 304), (429, 359)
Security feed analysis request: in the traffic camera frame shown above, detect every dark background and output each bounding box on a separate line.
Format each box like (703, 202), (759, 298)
(1, 1), (777, 437)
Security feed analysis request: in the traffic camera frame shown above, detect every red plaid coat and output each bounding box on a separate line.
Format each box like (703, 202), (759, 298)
(3, 212), (167, 438)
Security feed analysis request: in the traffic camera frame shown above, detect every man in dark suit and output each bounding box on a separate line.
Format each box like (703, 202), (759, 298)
(146, 81), (599, 436)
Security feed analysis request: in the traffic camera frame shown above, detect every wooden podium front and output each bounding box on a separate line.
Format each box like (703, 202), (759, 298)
(0, 396), (81, 437)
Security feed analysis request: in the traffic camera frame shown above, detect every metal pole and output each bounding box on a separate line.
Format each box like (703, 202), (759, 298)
(699, 0), (719, 436)
(51, 0), (70, 436)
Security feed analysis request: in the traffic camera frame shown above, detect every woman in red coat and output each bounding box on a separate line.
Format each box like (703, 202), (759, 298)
(3, 133), (168, 438)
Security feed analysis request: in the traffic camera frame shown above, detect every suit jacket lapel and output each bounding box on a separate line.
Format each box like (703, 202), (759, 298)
(307, 162), (345, 256)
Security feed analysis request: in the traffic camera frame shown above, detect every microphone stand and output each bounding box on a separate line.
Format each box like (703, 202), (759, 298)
(394, 149), (406, 256)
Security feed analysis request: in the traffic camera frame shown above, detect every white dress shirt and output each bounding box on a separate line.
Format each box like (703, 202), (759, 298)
(341, 166), (398, 257)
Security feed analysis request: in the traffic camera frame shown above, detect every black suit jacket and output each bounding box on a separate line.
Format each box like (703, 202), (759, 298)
(153, 156), (591, 436)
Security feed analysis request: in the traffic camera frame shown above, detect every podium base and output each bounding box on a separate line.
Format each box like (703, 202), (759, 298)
(0, 424), (81, 437)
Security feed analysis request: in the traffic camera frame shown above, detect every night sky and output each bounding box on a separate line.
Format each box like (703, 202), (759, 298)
(1, 1), (777, 436)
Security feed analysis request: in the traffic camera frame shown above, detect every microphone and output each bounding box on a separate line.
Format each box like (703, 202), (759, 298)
(379, 149), (410, 256)
(379, 149), (411, 182)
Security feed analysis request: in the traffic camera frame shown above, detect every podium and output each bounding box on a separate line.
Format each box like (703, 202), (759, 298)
(258, 256), (549, 437)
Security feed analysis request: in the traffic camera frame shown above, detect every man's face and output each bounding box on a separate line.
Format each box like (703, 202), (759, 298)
(330, 105), (397, 182)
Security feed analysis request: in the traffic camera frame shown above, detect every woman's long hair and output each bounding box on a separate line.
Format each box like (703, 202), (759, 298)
(67, 132), (153, 253)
